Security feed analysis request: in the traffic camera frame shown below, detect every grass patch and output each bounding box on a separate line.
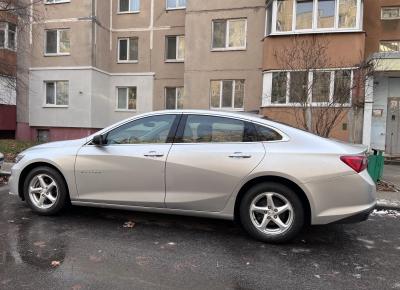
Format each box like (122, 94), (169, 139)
(0, 139), (39, 162)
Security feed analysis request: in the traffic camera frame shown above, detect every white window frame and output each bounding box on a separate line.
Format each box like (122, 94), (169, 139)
(211, 18), (248, 51)
(0, 22), (17, 51)
(379, 41), (400, 52)
(116, 86), (137, 111)
(210, 80), (245, 111)
(44, 0), (71, 4)
(381, 7), (400, 20)
(166, 0), (186, 10)
(165, 87), (184, 110)
(44, 29), (70, 56)
(165, 35), (185, 62)
(117, 37), (138, 63)
(44, 80), (69, 108)
(268, 0), (362, 36)
(263, 69), (354, 107)
(118, 0), (140, 14)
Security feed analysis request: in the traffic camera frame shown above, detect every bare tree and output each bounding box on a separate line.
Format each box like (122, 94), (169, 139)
(271, 36), (377, 138)
(0, 0), (42, 104)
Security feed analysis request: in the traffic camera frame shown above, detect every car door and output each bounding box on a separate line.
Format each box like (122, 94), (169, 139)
(75, 114), (180, 207)
(165, 114), (266, 212)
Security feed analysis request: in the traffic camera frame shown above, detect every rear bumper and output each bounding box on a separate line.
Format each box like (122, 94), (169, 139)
(305, 170), (377, 225)
(329, 203), (375, 224)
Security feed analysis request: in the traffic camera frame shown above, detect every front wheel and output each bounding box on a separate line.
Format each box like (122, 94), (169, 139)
(23, 166), (69, 215)
(239, 182), (305, 243)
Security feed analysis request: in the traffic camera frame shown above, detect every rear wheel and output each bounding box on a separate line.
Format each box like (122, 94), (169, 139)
(23, 166), (68, 215)
(239, 182), (305, 243)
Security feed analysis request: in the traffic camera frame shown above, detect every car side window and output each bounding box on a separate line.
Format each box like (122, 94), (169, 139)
(181, 115), (256, 143)
(105, 115), (177, 145)
(254, 124), (283, 141)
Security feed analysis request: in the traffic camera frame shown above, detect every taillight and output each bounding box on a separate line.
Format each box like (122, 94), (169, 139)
(340, 155), (368, 173)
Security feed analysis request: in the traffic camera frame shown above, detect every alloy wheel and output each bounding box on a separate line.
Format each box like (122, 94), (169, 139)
(249, 192), (294, 235)
(28, 174), (59, 210)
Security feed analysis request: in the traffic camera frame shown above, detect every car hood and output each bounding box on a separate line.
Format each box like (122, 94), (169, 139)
(23, 138), (88, 153)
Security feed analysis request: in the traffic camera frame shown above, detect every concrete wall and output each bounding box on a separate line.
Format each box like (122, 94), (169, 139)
(184, 0), (265, 111)
(29, 68), (154, 129)
(364, 0), (400, 57)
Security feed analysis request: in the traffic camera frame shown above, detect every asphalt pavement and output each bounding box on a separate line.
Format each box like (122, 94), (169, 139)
(1, 186), (400, 290)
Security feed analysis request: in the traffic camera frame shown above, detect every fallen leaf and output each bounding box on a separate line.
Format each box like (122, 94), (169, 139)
(71, 284), (83, 290)
(123, 221), (136, 228)
(51, 260), (61, 267)
(34, 241), (46, 248)
(89, 255), (102, 263)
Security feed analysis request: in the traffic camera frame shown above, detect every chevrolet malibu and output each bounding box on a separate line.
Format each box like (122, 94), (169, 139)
(9, 110), (376, 243)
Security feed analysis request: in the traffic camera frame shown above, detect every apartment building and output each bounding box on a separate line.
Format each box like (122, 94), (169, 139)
(16, 0), (265, 142)
(362, 0), (400, 156)
(0, 10), (17, 138)
(261, 0), (366, 142)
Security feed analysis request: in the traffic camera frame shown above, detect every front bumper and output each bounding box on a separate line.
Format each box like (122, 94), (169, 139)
(8, 164), (22, 197)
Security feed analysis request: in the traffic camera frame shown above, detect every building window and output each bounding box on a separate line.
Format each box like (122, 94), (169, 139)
(45, 81), (69, 106)
(37, 129), (50, 143)
(117, 87), (137, 110)
(381, 7), (400, 20)
(45, 29), (70, 55)
(270, 0), (361, 34)
(271, 72), (287, 104)
(210, 80), (245, 110)
(0, 22), (17, 50)
(166, 0), (186, 10)
(45, 0), (71, 4)
(380, 41), (400, 52)
(266, 70), (353, 106)
(118, 37), (138, 62)
(212, 19), (247, 50)
(118, 0), (140, 13)
(166, 36), (185, 61)
(165, 87), (183, 109)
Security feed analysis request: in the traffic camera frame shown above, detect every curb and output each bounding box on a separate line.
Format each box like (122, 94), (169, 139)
(376, 200), (400, 211)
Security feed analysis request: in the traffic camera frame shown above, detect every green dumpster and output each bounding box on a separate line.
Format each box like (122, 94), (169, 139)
(367, 150), (384, 183)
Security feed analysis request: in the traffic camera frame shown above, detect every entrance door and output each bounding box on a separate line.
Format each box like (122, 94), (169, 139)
(386, 97), (400, 155)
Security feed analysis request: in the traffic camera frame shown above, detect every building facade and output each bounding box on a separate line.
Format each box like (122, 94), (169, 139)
(362, 0), (400, 156)
(13, 0), (400, 155)
(261, 0), (366, 142)
(0, 10), (17, 138)
(16, 0), (265, 142)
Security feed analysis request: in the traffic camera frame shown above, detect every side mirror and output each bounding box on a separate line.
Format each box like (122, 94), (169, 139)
(92, 135), (105, 146)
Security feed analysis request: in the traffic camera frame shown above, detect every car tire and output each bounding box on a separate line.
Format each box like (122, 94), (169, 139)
(23, 166), (69, 216)
(239, 182), (305, 243)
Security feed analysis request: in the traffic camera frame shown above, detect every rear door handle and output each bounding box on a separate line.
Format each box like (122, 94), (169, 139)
(144, 151), (164, 158)
(229, 152), (252, 159)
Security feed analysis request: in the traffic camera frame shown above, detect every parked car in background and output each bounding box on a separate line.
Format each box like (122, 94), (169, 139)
(8, 110), (376, 243)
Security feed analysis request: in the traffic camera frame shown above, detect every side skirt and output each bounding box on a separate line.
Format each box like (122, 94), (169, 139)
(71, 200), (234, 221)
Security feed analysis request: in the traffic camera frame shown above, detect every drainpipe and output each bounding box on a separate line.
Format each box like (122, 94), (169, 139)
(362, 75), (374, 149)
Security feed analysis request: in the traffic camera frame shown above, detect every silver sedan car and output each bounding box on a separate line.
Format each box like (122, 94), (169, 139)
(9, 110), (376, 243)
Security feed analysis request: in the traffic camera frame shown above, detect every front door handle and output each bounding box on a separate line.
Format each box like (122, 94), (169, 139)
(229, 152), (252, 159)
(144, 151), (164, 158)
